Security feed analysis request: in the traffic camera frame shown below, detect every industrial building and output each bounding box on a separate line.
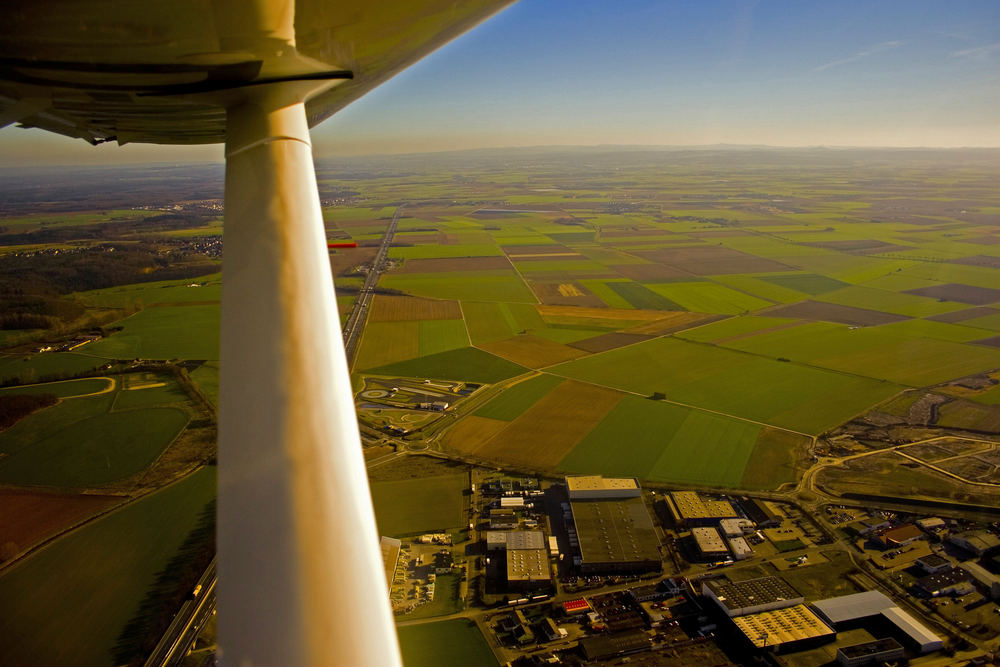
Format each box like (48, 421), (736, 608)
(727, 536), (753, 560)
(568, 481), (661, 574)
(720, 518), (756, 537)
(486, 530), (546, 551)
(916, 567), (975, 597)
(948, 531), (1000, 556)
(506, 548), (550, 590)
(836, 638), (905, 667)
(703, 576), (803, 617)
(964, 561), (1000, 599)
(489, 508), (518, 529)
(667, 491), (738, 526)
(874, 524), (923, 549)
(731, 604), (834, 653)
(579, 631), (651, 661)
(914, 553), (951, 575)
(379, 536), (401, 588)
(811, 591), (943, 654)
(691, 527), (729, 561)
(566, 475), (641, 500)
(738, 497), (781, 528)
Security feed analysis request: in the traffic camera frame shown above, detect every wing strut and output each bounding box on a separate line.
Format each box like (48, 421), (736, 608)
(218, 89), (402, 666)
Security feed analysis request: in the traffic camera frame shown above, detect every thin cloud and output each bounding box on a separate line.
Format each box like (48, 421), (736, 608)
(813, 41), (903, 73)
(950, 42), (1000, 59)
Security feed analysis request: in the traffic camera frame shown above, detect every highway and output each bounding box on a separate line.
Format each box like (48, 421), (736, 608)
(342, 203), (404, 366)
(144, 557), (217, 667)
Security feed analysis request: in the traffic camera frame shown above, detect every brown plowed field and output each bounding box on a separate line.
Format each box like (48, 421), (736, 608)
(635, 246), (794, 275)
(569, 332), (654, 353)
(974, 335), (1000, 348)
(764, 300), (909, 326)
(395, 256), (512, 273)
(905, 283), (1000, 305)
(441, 415), (508, 455)
(479, 335), (587, 368)
(530, 282), (606, 307)
(949, 255), (1000, 270)
(926, 306), (1000, 323)
(610, 263), (694, 281)
(369, 295), (462, 322)
(0, 491), (122, 563)
(329, 246), (378, 276)
(470, 381), (623, 467)
(536, 305), (672, 321)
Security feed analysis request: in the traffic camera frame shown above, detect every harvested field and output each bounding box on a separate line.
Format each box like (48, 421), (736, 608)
(905, 283), (1000, 305)
(470, 381), (623, 467)
(478, 334), (587, 368)
(570, 332), (654, 353)
(609, 263), (694, 281)
(975, 335), (1000, 348)
(530, 281), (606, 307)
(395, 256), (511, 273)
(0, 491), (122, 563)
(329, 246), (377, 276)
(536, 304), (672, 322)
(926, 306), (1000, 323)
(441, 416), (508, 454)
(764, 300), (909, 326)
(368, 295), (462, 322)
(635, 246), (794, 275)
(949, 255), (1000, 270)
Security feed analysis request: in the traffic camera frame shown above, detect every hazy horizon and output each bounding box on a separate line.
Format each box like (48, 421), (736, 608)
(1, 0), (998, 166)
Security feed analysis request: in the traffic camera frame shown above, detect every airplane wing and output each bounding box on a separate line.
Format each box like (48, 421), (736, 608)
(0, 1), (514, 665)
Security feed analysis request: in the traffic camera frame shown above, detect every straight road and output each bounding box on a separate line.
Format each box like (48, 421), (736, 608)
(144, 557), (217, 667)
(342, 204), (404, 367)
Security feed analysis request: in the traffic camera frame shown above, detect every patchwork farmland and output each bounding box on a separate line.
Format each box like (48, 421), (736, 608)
(344, 149), (1000, 492)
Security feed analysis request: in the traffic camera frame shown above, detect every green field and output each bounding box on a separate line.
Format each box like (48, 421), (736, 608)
(721, 322), (1000, 386)
(113, 376), (189, 410)
(676, 316), (796, 343)
(370, 474), (466, 536)
(760, 273), (848, 295)
(189, 362), (219, 406)
(462, 301), (517, 343)
(381, 272), (536, 303)
(0, 466), (216, 667)
(0, 352), (107, 384)
(608, 281), (684, 310)
(85, 305), (220, 360)
(474, 373), (563, 421)
(0, 379), (190, 488)
(418, 320), (468, 356)
(549, 337), (902, 434)
(0, 377), (111, 398)
(647, 281), (772, 314)
(396, 619), (497, 667)
(367, 347), (528, 384)
(77, 274), (221, 308)
(816, 285), (966, 317)
(557, 396), (761, 487)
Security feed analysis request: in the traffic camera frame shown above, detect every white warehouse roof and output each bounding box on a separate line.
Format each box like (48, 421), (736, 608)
(811, 591), (893, 625)
(880, 607), (942, 653)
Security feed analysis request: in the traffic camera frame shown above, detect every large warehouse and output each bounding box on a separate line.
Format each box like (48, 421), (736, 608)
(811, 591), (943, 654)
(567, 479), (661, 574)
(666, 491), (739, 526)
(732, 604), (835, 653)
(703, 576), (803, 617)
(566, 475), (641, 500)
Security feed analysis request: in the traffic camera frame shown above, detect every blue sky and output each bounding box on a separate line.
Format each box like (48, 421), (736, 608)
(2, 0), (998, 164)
